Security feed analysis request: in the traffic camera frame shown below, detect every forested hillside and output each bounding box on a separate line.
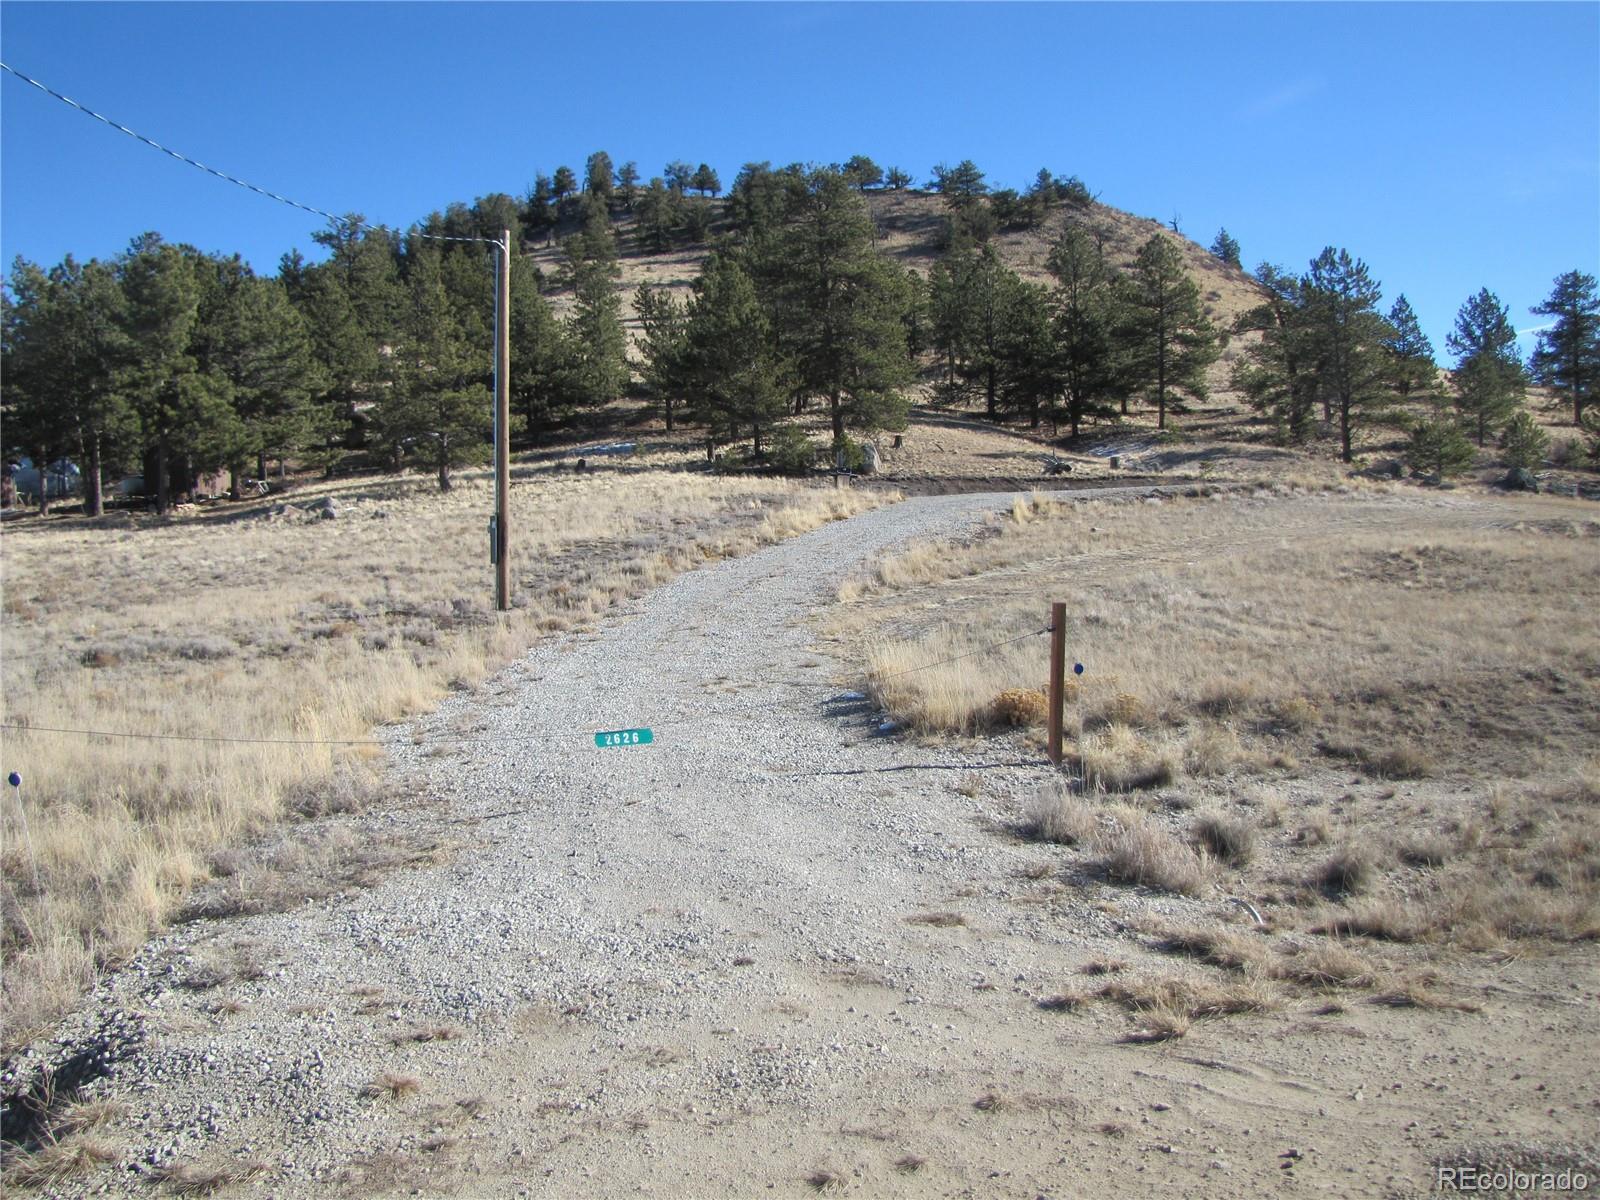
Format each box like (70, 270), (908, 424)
(5, 155), (1596, 514)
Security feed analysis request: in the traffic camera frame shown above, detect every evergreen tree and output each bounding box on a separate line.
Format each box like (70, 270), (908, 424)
(1, 255), (135, 514)
(634, 177), (682, 251)
(995, 281), (1058, 429)
(1230, 264), (1319, 442)
(1448, 288), (1524, 447)
(842, 155), (883, 191)
(371, 245), (492, 491)
(508, 253), (576, 438)
(690, 163), (722, 198)
(634, 282), (689, 432)
(522, 175), (556, 246)
(1122, 234), (1218, 430)
(564, 206), (628, 406)
(664, 161), (694, 194)
(1500, 410), (1549, 469)
(1046, 227), (1124, 438)
(585, 151), (615, 204)
(1406, 415), (1475, 477)
(766, 168), (913, 446)
(681, 252), (786, 455)
(883, 166), (911, 190)
(615, 161), (640, 212)
(927, 248), (977, 402)
(962, 243), (1021, 420)
(552, 165), (578, 207)
(1209, 228), (1242, 269)
(1383, 294), (1437, 399)
(1529, 270), (1600, 426)
(1301, 247), (1394, 461)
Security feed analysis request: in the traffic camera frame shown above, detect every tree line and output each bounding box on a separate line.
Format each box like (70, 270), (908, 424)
(4, 151), (1597, 514)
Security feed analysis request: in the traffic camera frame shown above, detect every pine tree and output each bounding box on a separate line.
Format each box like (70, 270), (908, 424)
(615, 161), (640, 212)
(1122, 234), (1217, 430)
(552, 166), (578, 207)
(927, 249), (976, 402)
(522, 175), (556, 246)
(842, 155), (883, 191)
(1448, 288), (1524, 447)
(634, 282), (689, 432)
(767, 168), (913, 446)
(680, 252), (786, 455)
(508, 253), (576, 438)
(1230, 263), (1319, 442)
(371, 245), (492, 491)
(1383, 294), (1436, 398)
(690, 163), (722, 198)
(585, 151), (615, 204)
(1209, 228), (1242, 269)
(1500, 411), (1549, 469)
(1529, 270), (1600, 426)
(564, 206), (628, 406)
(884, 167), (911, 191)
(995, 281), (1057, 429)
(1300, 247), (1393, 461)
(634, 177), (682, 251)
(1046, 227), (1123, 438)
(1407, 414), (1475, 477)
(962, 244), (1022, 420)
(664, 161), (694, 194)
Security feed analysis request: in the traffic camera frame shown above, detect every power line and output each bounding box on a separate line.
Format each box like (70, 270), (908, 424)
(0, 61), (500, 248)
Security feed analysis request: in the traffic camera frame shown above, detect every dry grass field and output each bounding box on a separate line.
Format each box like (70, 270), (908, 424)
(0, 457), (886, 1045)
(831, 482), (1600, 1002)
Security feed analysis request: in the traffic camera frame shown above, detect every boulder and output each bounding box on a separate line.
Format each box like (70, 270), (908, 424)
(1499, 467), (1539, 492)
(860, 442), (881, 475)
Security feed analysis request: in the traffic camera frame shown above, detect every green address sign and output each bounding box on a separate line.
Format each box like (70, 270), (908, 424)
(594, 728), (654, 748)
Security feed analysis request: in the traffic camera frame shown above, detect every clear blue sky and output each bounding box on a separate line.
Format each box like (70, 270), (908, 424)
(3, 2), (1596, 356)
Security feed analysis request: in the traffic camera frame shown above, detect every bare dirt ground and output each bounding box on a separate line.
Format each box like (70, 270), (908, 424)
(7, 484), (1596, 1199)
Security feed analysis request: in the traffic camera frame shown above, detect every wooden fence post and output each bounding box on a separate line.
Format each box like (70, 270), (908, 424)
(1047, 601), (1066, 766)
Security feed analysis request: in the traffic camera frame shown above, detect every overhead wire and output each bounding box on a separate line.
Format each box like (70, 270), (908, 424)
(0, 61), (502, 247)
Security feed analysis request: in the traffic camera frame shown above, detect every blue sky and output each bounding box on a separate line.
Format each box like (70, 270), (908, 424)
(2, 2), (1596, 356)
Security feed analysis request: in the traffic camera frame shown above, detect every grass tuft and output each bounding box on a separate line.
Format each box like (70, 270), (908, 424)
(1191, 811), (1255, 866)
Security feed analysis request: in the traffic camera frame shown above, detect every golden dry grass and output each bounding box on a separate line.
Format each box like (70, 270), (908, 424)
(0, 463), (885, 1046)
(833, 485), (1600, 996)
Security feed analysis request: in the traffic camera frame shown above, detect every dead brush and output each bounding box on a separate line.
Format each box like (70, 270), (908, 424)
(388, 1024), (463, 1045)
(1020, 788), (1097, 845)
(1036, 990), (1089, 1013)
(1314, 847), (1379, 897)
(904, 911), (966, 928)
(1369, 981), (1482, 1013)
(989, 688), (1047, 728)
(361, 1072), (421, 1100)
(1191, 811), (1256, 865)
(149, 1159), (268, 1196)
(2, 1137), (118, 1189)
(1272, 943), (1377, 989)
(1151, 925), (1265, 972)
(1095, 808), (1211, 896)
(1079, 727), (1179, 793)
(806, 1167), (848, 1192)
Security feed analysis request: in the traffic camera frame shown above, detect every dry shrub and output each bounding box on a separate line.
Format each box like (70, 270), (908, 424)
(362, 1073), (421, 1100)
(1021, 788), (1097, 845)
(1098, 692), (1150, 728)
(1037, 990), (1088, 1012)
(1370, 982), (1482, 1013)
(1192, 811), (1255, 865)
(1400, 834), (1454, 868)
(389, 1024), (463, 1045)
(1079, 727), (1179, 793)
(1315, 848), (1378, 896)
(1153, 925), (1265, 972)
(1314, 898), (1424, 943)
(1120, 1011), (1191, 1043)
(1079, 958), (1128, 976)
(1183, 727), (1244, 777)
(150, 1159), (268, 1196)
(990, 687), (1048, 728)
(1266, 696), (1319, 733)
(1196, 679), (1255, 718)
(1095, 808), (1210, 896)
(1273, 942), (1377, 989)
(806, 1167), (847, 1192)
(894, 1155), (925, 1173)
(1364, 743), (1433, 780)
(3, 1137), (118, 1189)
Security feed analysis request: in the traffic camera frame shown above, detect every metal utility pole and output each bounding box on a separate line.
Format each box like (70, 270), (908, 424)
(493, 228), (512, 611)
